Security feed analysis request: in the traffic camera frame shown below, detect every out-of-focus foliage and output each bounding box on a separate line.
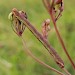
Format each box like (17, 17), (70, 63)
(0, 0), (75, 75)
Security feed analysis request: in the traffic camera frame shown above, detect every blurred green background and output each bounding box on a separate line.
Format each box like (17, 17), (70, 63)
(0, 0), (75, 75)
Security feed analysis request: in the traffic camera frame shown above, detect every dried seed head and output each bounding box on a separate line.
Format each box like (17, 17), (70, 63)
(8, 10), (27, 36)
(45, 19), (50, 25)
(52, 0), (64, 21)
(42, 19), (51, 39)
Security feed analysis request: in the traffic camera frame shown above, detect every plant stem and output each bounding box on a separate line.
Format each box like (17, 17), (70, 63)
(62, 68), (71, 75)
(21, 36), (65, 75)
(50, 11), (75, 69)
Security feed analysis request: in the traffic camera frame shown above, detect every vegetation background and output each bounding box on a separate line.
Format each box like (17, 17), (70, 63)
(0, 0), (75, 75)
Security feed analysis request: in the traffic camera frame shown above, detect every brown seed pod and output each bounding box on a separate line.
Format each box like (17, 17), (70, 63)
(11, 11), (27, 36)
(42, 19), (50, 39)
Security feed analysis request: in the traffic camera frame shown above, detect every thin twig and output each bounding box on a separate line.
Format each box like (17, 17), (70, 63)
(51, 12), (75, 69)
(50, 11), (75, 69)
(62, 68), (71, 75)
(21, 36), (65, 75)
